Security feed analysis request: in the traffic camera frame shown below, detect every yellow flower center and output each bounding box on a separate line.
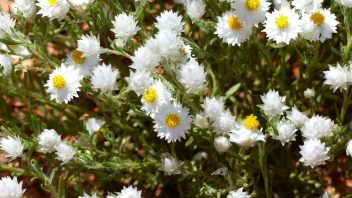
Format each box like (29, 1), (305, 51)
(165, 113), (181, 128)
(275, 15), (289, 29)
(310, 12), (325, 26)
(246, 0), (260, 11)
(52, 75), (66, 89)
(47, 0), (58, 6)
(72, 50), (86, 64)
(227, 15), (242, 30)
(143, 89), (158, 104)
(243, 114), (259, 130)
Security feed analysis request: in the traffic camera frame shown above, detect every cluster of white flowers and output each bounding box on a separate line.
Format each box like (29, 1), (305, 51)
(0, 176), (25, 198)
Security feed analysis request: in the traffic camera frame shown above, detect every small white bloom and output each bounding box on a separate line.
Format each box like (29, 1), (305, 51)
(12, 0), (37, 18)
(214, 136), (230, 153)
(346, 139), (352, 157)
(0, 12), (16, 38)
(130, 44), (160, 72)
(203, 97), (224, 122)
(231, 0), (271, 26)
(64, 50), (100, 76)
(125, 70), (153, 96)
(263, 6), (302, 44)
(301, 115), (334, 139)
(111, 13), (140, 40)
(299, 139), (330, 168)
(258, 90), (289, 119)
(194, 113), (209, 129)
(55, 142), (76, 164)
(292, 0), (323, 11)
(85, 118), (105, 135)
(159, 153), (182, 175)
(186, 0), (206, 21)
(211, 167), (228, 176)
(108, 186), (141, 198)
(0, 54), (12, 75)
(274, 119), (297, 145)
(45, 64), (83, 103)
(301, 9), (338, 42)
(336, 0), (352, 7)
(323, 63), (351, 92)
(155, 30), (182, 62)
(215, 11), (252, 46)
(178, 59), (206, 92)
(77, 34), (101, 58)
(155, 10), (184, 34)
(91, 63), (119, 93)
(78, 192), (98, 198)
(153, 103), (192, 143)
(38, 129), (61, 153)
(304, 88), (315, 98)
(0, 136), (23, 160)
(0, 176), (25, 198)
(212, 110), (237, 134)
(286, 107), (308, 127)
(68, 0), (93, 7)
(141, 80), (172, 116)
(36, 0), (70, 21)
(227, 187), (250, 198)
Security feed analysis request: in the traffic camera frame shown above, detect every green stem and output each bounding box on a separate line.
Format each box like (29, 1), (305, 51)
(258, 143), (271, 198)
(340, 89), (350, 123)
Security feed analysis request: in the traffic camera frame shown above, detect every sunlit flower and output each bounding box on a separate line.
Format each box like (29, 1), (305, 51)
(155, 10), (184, 34)
(0, 176), (25, 198)
(64, 50), (99, 76)
(232, 0), (271, 25)
(274, 119), (297, 145)
(125, 70), (153, 96)
(38, 129), (61, 153)
(178, 59), (207, 92)
(346, 139), (352, 157)
(111, 13), (140, 40)
(107, 186), (142, 198)
(323, 63), (351, 92)
(299, 139), (330, 168)
(85, 118), (105, 135)
(258, 90), (289, 119)
(203, 97), (225, 121)
(12, 0), (36, 18)
(301, 115), (334, 139)
(77, 34), (101, 58)
(37, 0), (70, 20)
(0, 54), (12, 75)
(286, 107), (308, 127)
(186, 0), (206, 21)
(141, 80), (172, 116)
(159, 153), (182, 175)
(214, 136), (230, 153)
(292, 0), (323, 11)
(91, 63), (119, 93)
(0, 136), (23, 160)
(0, 12), (16, 38)
(227, 187), (250, 198)
(212, 110), (237, 134)
(55, 142), (76, 164)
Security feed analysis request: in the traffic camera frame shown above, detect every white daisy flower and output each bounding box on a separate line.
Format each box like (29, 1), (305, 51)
(186, 0), (206, 21)
(214, 136), (230, 153)
(153, 103), (192, 143)
(85, 118), (105, 135)
(141, 80), (172, 116)
(64, 50), (99, 76)
(0, 12), (16, 38)
(227, 187), (250, 198)
(286, 107), (308, 127)
(0, 176), (25, 198)
(301, 9), (338, 42)
(0, 136), (23, 160)
(304, 88), (315, 98)
(258, 90), (289, 120)
(159, 153), (182, 175)
(292, 0), (323, 11)
(299, 139), (330, 168)
(301, 115), (334, 139)
(203, 97), (224, 121)
(229, 114), (265, 147)
(78, 192), (98, 198)
(215, 11), (252, 46)
(336, 0), (352, 7)
(178, 59), (206, 92)
(274, 119), (297, 145)
(12, 0), (37, 18)
(125, 70), (153, 96)
(212, 110), (237, 134)
(38, 129), (61, 153)
(0, 54), (12, 75)
(155, 10), (184, 35)
(91, 63), (119, 93)
(194, 113), (209, 129)
(55, 142), (76, 164)
(155, 29), (183, 62)
(263, 6), (302, 44)
(130, 45), (161, 72)
(36, 0), (70, 21)
(111, 13), (140, 40)
(231, 0), (271, 26)
(77, 34), (101, 58)
(107, 186), (142, 198)
(45, 64), (82, 103)
(346, 139), (352, 157)
(323, 63), (351, 92)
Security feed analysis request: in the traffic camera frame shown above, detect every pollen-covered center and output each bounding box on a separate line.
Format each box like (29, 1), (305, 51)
(310, 12), (325, 26)
(165, 113), (181, 128)
(275, 15), (289, 29)
(143, 88), (158, 104)
(227, 16), (242, 30)
(246, 0), (260, 11)
(243, 114), (259, 130)
(52, 75), (66, 89)
(47, 0), (58, 6)
(72, 50), (86, 64)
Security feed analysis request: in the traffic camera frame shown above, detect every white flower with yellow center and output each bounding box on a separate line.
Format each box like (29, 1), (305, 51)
(37, 0), (70, 21)
(301, 9), (338, 42)
(229, 114), (265, 147)
(292, 0), (323, 11)
(77, 34), (101, 58)
(258, 90), (289, 120)
(215, 11), (253, 46)
(141, 80), (172, 116)
(125, 70), (153, 96)
(232, 0), (271, 26)
(263, 7), (302, 44)
(153, 103), (192, 143)
(45, 64), (83, 103)
(64, 50), (100, 76)
(91, 63), (120, 94)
